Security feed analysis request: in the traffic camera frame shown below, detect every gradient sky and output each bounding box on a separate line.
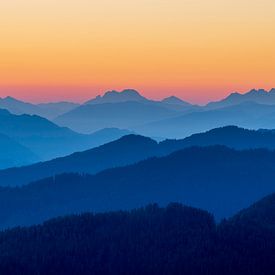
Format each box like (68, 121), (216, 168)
(0, 0), (274, 103)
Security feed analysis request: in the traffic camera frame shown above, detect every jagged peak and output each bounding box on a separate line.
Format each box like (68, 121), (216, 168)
(85, 89), (147, 104)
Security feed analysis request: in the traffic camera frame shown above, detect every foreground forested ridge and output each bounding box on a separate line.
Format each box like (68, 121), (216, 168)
(1, 199), (275, 275)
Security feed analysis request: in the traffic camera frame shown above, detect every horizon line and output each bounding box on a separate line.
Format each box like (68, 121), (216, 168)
(0, 86), (274, 106)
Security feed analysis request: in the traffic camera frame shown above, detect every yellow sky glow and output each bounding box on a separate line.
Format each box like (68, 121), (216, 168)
(0, 0), (274, 103)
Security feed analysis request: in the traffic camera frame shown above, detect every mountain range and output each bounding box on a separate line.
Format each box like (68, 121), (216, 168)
(84, 89), (148, 104)
(207, 88), (275, 109)
(2, 145), (275, 228)
(2, 88), (275, 138)
(54, 89), (195, 133)
(3, 126), (275, 186)
(1, 87), (275, 273)
(54, 88), (275, 136)
(136, 101), (275, 138)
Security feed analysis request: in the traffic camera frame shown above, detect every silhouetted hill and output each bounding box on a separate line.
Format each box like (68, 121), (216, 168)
(1, 146), (275, 228)
(213, 193), (275, 275)
(3, 126), (275, 186)
(207, 88), (275, 109)
(0, 204), (216, 275)
(1, 199), (275, 274)
(0, 133), (39, 169)
(227, 192), (275, 226)
(0, 109), (132, 161)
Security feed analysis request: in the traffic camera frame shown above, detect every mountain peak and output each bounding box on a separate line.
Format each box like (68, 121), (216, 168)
(85, 89), (147, 105)
(245, 89), (268, 96)
(161, 96), (191, 106)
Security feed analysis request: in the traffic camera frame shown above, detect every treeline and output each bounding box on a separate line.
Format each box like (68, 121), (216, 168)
(0, 200), (275, 274)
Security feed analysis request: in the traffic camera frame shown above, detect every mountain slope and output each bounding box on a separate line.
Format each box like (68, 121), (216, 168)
(0, 133), (39, 169)
(213, 193), (275, 275)
(1, 146), (275, 228)
(227, 192), (275, 226)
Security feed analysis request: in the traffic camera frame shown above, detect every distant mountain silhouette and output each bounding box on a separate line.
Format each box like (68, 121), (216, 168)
(85, 89), (147, 104)
(0, 96), (41, 115)
(37, 101), (80, 119)
(0, 96), (78, 119)
(136, 102), (275, 138)
(0, 109), (132, 161)
(54, 89), (196, 133)
(0, 133), (39, 169)
(1, 146), (275, 228)
(161, 96), (192, 106)
(3, 126), (275, 186)
(207, 88), (275, 109)
(54, 101), (182, 133)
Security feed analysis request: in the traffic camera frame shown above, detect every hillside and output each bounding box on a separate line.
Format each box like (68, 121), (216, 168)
(0, 135), (159, 186)
(1, 146), (275, 228)
(0, 204), (215, 275)
(2, 126), (275, 187)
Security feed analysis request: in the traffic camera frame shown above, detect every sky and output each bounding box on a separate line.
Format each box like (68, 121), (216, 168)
(0, 0), (274, 104)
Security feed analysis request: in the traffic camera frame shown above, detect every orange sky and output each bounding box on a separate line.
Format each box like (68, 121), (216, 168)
(0, 0), (274, 103)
